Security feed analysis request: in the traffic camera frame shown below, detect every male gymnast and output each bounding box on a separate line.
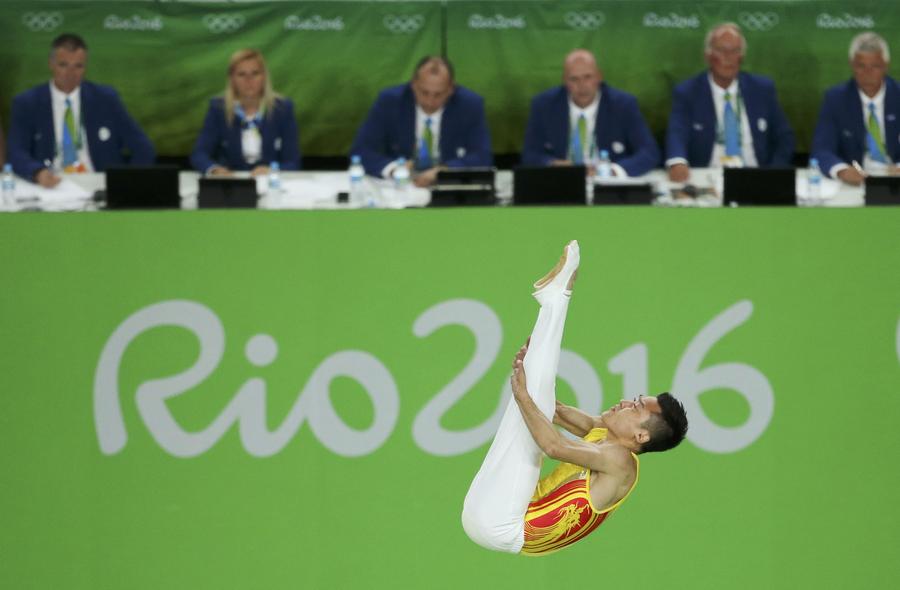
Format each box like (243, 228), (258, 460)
(462, 240), (688, 555)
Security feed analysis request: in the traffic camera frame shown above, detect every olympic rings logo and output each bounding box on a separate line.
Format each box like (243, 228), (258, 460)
(202, 14), (245, 34)
(564, 11), (605, 31)
(383, 14), (425, 34)
(738, 12), (779, 32)
(22, 11), (64, 32)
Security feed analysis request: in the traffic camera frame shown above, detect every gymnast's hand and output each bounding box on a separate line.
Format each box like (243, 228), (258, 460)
(510, 341), (530, 399)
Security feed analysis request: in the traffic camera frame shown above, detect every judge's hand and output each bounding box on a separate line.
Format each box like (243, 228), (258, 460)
(668, 163), (690, 183)
(836, 167), (865, 186)
(34, 168), (61, 188)
(413, 166), (441, 188)
(208, 166), (233, 177)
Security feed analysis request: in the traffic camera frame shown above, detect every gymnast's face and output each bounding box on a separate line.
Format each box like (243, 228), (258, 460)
(603, 395), (661, 444)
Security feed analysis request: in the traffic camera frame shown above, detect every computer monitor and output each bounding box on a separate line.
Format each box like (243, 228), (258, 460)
(430, 167), (496, 207)
(592, 181), (655, 205)
(723, 167), (796, 206)
(197, 178), (258, 208)
(864, 176), (900, 206)
(513, 166), (586, 205)
(105, 166), (180, 209)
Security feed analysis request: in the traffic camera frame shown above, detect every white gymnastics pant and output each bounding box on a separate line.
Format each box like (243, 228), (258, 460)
(461, 287), (571, 553)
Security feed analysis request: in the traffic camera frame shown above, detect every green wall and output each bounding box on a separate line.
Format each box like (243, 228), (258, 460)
(1, 207), (899, 587)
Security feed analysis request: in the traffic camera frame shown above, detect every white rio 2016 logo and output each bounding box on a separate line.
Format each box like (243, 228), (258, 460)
(95, 299), (774, 458)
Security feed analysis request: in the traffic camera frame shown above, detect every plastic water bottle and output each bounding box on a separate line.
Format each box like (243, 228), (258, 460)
(349, 155), (366, 206)
(394, 157), (410, 191)
(595, 149), (612, 178)
(807, 157), (822, 203)
(268, 161), (282, 195)
(2, 164), (16, 206)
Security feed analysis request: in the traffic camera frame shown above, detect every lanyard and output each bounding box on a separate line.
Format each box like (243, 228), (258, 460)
(235, 104), (265, 130)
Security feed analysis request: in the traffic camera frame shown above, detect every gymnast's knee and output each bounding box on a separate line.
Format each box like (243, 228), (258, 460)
(461, 506), (523, 554)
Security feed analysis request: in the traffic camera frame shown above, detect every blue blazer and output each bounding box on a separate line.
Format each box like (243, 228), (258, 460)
(665, 71), (794, 167)
(350, 83), (493, 176)
(811, 77), (900, 176)
(521, 83), (660, 176)
(190, 97), (301, 172)
(7, 81), (155, 179)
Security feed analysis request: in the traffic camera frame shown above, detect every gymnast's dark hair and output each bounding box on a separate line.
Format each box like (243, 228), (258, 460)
(639, 393), (688, 454)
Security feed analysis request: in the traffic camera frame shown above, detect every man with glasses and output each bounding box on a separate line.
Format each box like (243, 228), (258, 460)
(664, 22), (794, 183)
(811, 32), (900, 185)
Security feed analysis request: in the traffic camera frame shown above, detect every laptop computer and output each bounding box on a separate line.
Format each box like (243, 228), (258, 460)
(197, 178), (258, 208)
(864, 175), (900, 206)
(104, 166), (180, 209)
(430, 167), (496, 207)
(723, 167), (796, 206)
(513, 166), (586, 205)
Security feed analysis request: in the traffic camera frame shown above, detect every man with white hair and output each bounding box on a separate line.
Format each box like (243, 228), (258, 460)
(664, 22), (794, 182)
(811, 32), (900, 185)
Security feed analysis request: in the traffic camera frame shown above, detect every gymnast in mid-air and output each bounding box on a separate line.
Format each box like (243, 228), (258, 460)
(462, 240), (689, 555)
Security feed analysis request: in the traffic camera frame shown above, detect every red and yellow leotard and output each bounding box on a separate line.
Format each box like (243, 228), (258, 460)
(520, 428), (639, 556)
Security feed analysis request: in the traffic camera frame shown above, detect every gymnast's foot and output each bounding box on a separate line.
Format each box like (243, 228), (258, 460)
(533, 240), (579, 297)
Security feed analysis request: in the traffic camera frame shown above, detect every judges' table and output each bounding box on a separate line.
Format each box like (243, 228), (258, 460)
(0, 167), (868, 212)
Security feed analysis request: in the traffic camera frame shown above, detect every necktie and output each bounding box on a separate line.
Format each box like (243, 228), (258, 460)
(866, 102), (887, 163)
(571, 114), (587, 164)
(62, 97), (78, 167)
(723, 92), (741, 157)
(418, 117), (434, 169)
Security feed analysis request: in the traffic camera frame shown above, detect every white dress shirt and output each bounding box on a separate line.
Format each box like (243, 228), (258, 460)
(858, 84), (891, 172)
(49, 82), (94, 172)
(568, 93), (599, 163)
(381, 105), (445, 179)
(567, 91), (627, 176)
(707, 76), (758, 168)
(826, 83), (889, 178)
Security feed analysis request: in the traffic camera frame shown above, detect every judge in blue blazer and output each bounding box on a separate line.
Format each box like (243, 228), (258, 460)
(7, 33), (154, 188)
(191, 49), (300, 176)
(350, 56), (492, 187)
(811, 32), (900, 185)
(522, 49), (659, 176)
(665, 23), (794, 182)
